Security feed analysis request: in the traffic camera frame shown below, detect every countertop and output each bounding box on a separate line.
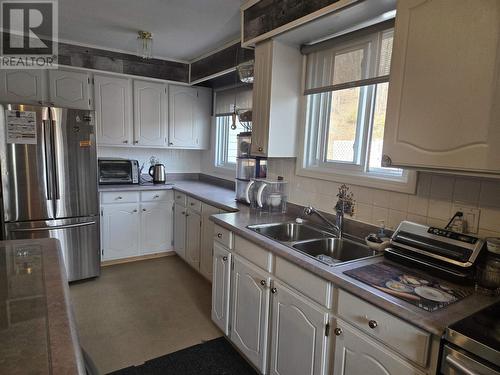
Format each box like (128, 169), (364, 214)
(0, 238), (85, 375)
(99, 180), (241, 212)
(210, 210), (500, 336)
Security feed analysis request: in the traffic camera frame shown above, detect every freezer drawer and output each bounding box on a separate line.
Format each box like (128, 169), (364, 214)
(6, 217), (100, 282)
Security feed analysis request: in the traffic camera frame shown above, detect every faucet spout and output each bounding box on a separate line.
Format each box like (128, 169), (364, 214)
(303, 206), (343, 238)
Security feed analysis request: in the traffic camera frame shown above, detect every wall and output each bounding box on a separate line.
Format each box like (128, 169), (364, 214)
(265, 158), (500, 238)
(98, 147), (202, 174)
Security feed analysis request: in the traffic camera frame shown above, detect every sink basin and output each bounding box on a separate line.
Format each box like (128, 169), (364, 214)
(292, 238), (377, 266)
(247, 222), (331, 243)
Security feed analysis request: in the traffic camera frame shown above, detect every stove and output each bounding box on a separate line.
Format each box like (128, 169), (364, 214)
(442, 302), (500, 374)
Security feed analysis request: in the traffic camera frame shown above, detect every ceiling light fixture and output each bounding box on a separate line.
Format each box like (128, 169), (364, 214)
(137, 31), (153, 59)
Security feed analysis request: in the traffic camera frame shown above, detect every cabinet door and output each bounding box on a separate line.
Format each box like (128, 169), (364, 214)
(133, 80), (168, 147)
(173, 203), (186, 259)
(211, 242), (231, 335)
(140, 201), (173, 255)
(48, 69), (92, 109)
(200, 204), (220, 281)
(333, 319), (425, 375)
(168, 85), (198, 148)
(94, 74), (133, 146)
(251, 39), (273, 157)
(195, 86), (212, 149)
(231, 255), (271, 373)
(0, 69), (46, 104)
(101, 203), (140, 260)
(269, 281), (330, 375)
(383, 0), (500, 173)
(185, 209), (201, 270)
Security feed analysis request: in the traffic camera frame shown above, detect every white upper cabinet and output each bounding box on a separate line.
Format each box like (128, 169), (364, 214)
(133, 80), (168, 147)
(0, 69), (47, 104)
(169, 85), (211, 149)
(383, 0), (500, 174)
(48, 69), (93, 110)
(269, 281), (330, 375)
(251, 39), (301, 157)
(94, 74), (133, 146)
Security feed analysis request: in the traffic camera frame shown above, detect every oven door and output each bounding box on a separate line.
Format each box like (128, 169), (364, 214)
(441, 345), (500, 375)
(99, 160), (133, 184)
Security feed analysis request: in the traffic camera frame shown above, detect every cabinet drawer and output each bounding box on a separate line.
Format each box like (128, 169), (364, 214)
(337, 290), (431, 366)
(140, 190), (172, 202)
(214, 224), (232, 249)
(101, 191), (139, 204)
(275, 256), (333, 309)
(234, 235), (272, 273)
(187, 196), (202, 212)
(174, 191), (187, 206)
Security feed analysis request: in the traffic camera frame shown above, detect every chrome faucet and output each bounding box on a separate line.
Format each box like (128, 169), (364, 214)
(303, 206), (344, 238)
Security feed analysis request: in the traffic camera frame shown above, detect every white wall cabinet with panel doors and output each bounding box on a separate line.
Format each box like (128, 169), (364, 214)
(251, 39), (301, 157)
(134, 80), (168, 147)
(101, 203), (140, 261)
(173, 202), (187, 259)
(94, 74), (133, 146)
(383, 0), (500, 174)
(333, 320), (425, 375)
(168, 85), (211, 149)
(200, 204), (220, 281)
(139, 192), (174, 255)
(269, 280), (331, 375)
(211, 242), (232, 335)
(0, 69), (47, 104)
(48, 69), (93, 110)
(231, 255), (271, 374)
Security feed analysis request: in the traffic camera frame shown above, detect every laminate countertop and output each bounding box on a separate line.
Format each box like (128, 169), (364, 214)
(0, 238), (85, 375)
(210, 210), (500, 336)
(99, 180), (241, 212)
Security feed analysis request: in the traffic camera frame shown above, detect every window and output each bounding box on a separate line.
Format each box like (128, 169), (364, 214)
(213, 86), (253, 171)
(300, 26), (414, 191)
(215, 115), (245, 168)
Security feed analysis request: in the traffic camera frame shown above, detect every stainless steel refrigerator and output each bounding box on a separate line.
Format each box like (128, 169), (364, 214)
(0, 104), (100, 282)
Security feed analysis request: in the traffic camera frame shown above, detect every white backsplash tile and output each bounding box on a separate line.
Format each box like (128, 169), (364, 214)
(388, 192), (409, 212)
(407, 194), (429, 217)
(479, 180), (500, 209)
(430, 175), (455, 200)
(453, 178), (481, 206)
(372, 189), (390, 208)
(427, 199), (452, 221)
(388, 210), (407, 230)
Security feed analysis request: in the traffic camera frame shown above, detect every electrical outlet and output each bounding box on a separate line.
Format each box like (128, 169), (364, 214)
(451, 204), (480, 234)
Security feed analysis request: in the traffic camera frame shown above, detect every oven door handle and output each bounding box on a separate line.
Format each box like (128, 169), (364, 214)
(445, 355), (481, 375)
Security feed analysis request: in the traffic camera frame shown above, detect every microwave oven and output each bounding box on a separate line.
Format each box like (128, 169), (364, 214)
(98, 158), (140, 185)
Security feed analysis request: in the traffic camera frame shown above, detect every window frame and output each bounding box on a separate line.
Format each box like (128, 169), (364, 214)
(298, 28), (417, 194)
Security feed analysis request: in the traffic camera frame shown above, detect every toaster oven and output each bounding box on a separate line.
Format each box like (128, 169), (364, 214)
(98, 158), (139, 185)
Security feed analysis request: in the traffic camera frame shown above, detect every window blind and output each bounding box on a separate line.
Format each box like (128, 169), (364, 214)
(303, 20), (394, 95)
(215, 86), (253, 116)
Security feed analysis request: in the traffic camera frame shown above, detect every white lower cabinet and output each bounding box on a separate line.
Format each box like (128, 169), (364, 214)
(140, 202), (173, 255)
(333, 319), (425, 375)
(269, 280), (330, 375)
(173, 202), (187, 259)
(231, 255), (271, 373)
(101, 203), (140, 260)
(200, 204), (220, 281)
(185, 209), (201, 269)
(212, 242), (231, 335)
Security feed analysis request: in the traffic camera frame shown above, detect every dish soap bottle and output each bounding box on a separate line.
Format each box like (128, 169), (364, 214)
(365, 220), (391, 252)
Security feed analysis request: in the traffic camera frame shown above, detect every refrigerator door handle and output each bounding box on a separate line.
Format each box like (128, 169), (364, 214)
(49, 119), (60, 200)
(42, 119), (53, 200)
(9, 221), (96, 232)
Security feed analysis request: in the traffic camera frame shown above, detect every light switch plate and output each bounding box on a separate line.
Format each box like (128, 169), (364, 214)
(451, 204), (480, 234)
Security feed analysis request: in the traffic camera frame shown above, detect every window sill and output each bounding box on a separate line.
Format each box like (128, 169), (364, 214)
(296, 165), (417, 194)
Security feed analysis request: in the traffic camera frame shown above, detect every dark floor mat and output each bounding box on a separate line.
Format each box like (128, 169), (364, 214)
(107, 337), (259, 375)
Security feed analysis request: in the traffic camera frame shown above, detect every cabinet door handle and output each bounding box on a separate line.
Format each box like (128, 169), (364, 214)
(260, 280), (266, 286)
(271, 287), (277, 294)
(142, 208), (146, 212)
(169, 142), (174, 146)
(116, 196), (123, 200)
(134, 140), (139, 144)
(382, 154), (392, 167)
(217, 233), (223, 238)
(190, 202), (195, 206)
(334, 328), (343, 336)
(132, 209), (137, 213)
(258, 146), (263, 152)
(123, 140), (128, 144)
(222, 256), (228, 262)
(154, 195), (160, 198)
(368, 320), (378, 329)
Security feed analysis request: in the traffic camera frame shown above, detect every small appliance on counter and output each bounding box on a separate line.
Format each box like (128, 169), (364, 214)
(442, 302), (500, 374)
(476, 237), (500, 294)
(149, 163), (166, 184)
(235, 131), (267, 203)
(98, 158), (139, 185)
(246, 177), (288, 214)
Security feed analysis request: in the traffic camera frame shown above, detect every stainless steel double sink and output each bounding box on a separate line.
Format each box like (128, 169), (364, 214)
(247, 222), (378, 266)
